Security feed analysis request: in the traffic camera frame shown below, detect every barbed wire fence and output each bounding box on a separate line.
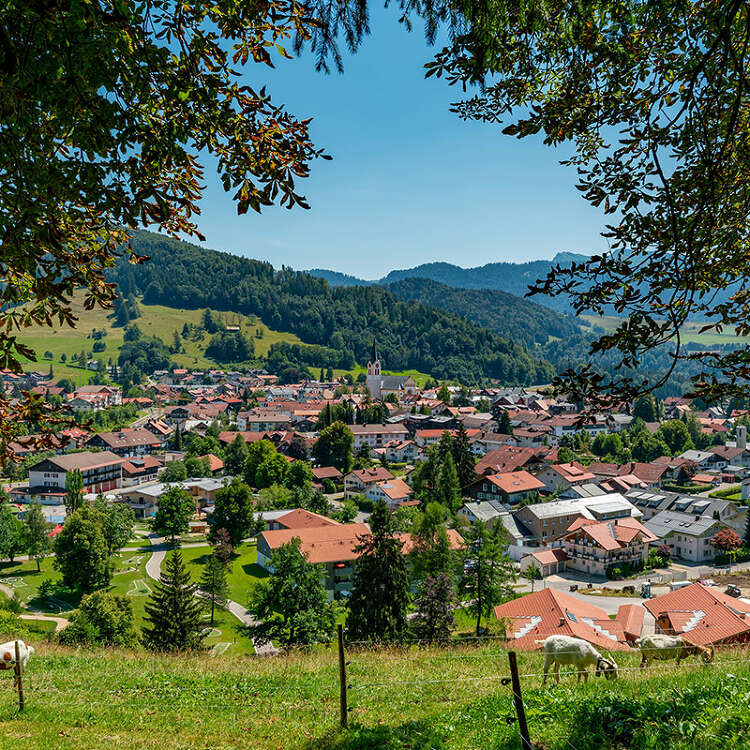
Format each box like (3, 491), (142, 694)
(3, 633), (749, 749)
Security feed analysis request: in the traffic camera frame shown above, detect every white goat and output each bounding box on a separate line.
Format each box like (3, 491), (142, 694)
(536, 635), (618, 684)
(635, 635), (714, 667)
(0, 640), (34, 671)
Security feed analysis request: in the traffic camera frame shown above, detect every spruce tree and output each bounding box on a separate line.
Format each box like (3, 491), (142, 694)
(64, 468), (84, 514)
(200, 555), (228, 625)
(143, 551), (205, 652)
(451, 423), (476, 489)
(459, 521), (515, 636)
(437, 452), (462, 513)
(347, 501), (409, 643)
(498, 410), (513, 435)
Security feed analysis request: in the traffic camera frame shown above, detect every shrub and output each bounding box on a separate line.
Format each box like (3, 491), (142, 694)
(608, 567), (622, 579)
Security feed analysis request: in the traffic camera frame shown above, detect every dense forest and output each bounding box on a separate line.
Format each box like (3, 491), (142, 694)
(112, 232), (556, 384)
(384, 277), (580, 348)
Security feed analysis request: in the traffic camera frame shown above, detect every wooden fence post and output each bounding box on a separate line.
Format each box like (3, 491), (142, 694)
(508, 651), (530, 750)
(337, 624), (348, 728)
(14, 640), (24, 712)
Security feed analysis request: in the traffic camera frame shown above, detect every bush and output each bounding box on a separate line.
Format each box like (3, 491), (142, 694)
(709, 485), (742, 498)
(321, 478), (335, 494)
(661, 482), (710, 494)
(608, 567), (623, 579)
(714, 547), (750, 566)
(352, 495), (374, 513)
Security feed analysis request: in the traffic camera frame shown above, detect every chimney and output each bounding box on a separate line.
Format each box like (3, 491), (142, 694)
(738, 425), (747, 452)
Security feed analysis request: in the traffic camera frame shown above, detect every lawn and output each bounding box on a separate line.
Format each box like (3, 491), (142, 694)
(1, 641), (748, 749)
(0, 556), (73, 612)
(179, 541), (268, 607)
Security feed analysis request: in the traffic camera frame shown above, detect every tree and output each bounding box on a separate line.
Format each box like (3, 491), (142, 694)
(210, 478), (255, 546)
(160, 461), (188, 483)
(143, 551), (205, 652)
(211, 528), (234, 568)
(437, 384), (451, 404)
(284, 460), (313, 490)
(412, 572), (456, 642)
(522, 563), (542, 593)
(347, 501), (410, 642)
(633, 396), (658, 423)
(24, 502), (50, 572)
(184, 456), (211, 478)
(0, 505), (25, 563)
(224, 434), (248, 476)
(95, 497), (136, 555)
(0, 1), (336, 452)
(249, 539), (335, 646)
(451, 424), (476, 489)
(335, 499), (358, 524)
(432, 3), (750, 404)
(437, 452), (462, 513)
(243, 440), (278, 485)
(64, 469), (84, 514)
(498, 411), (513, 436)
(58, 591), (139, 648)
(410, 502), (454, 582)
(657, 420), (694, 456)
(200, 555), (229, 626)
(312, 421), (353, 474)
(54, 506), (111, 593)
(630, 432), (671, 463)
(712, 528), (743, 553)
(152, 486), (194, 544)
(459, 521), (515, 637)
(255, 452), (290, 489)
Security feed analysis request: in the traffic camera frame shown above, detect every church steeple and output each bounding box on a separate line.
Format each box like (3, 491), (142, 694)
(367, 336), (381, 376)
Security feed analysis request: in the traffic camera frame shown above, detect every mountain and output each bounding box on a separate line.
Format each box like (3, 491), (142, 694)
(383, 278), (580, 348)
(112, 231), (556, 384)
(306, 252), (589, 313)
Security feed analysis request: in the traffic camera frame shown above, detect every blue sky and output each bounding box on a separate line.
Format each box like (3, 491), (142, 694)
(195, 6), (609, 278)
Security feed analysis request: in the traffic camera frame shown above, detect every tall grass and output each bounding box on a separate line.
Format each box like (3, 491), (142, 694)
(1, 641), (748, 749)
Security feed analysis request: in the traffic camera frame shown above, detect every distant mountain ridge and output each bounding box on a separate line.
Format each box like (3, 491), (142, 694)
(307, 252), (589, 313)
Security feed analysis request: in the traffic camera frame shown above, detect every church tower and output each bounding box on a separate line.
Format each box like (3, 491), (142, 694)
(367, 337), (381, 376)
(366, 337), (382, 399)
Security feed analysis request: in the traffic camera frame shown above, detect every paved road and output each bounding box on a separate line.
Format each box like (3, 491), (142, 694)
(20, 613), (69, 632)
(142, 533), (277, 655)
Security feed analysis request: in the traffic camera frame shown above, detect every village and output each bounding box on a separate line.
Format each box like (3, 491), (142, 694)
(3, 337), (750, 658)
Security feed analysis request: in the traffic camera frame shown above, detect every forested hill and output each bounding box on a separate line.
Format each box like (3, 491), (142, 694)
(307, 253), (589, 313)
(384, 278), (580, 348)
(113, 231), (556, 384)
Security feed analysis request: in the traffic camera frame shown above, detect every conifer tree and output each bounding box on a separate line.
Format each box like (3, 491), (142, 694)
(459, 521), (515, 637)
(143, 551), (205, 652)
(64, 468), (84, 514)
(437, 452), (462, 513)
(200, 555), (228, 625)
(498, 410), (513, 436)
(24, 502), (50, 572)
(347, 501), (409, 642)
(451, 423), (476, 489)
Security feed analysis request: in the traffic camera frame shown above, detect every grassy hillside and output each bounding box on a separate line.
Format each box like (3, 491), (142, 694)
(18, 294), (304, 384)
(0, 641), (747, 749)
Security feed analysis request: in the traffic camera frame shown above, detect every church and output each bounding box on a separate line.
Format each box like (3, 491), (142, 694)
(365, 338), (418, 400)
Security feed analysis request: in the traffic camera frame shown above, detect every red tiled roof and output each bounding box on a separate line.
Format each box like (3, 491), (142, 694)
(550, 462), (596, 483)
(485, 471), (545, 495)
(643, 583), (750, 645)
(349, 467), (394, 483)
(261, 523), (369, 564)
(275, 508), (340, 530)
(527, 548), (568, 565)
(615, 604), (645, 642)
(493, 588), (632, 651)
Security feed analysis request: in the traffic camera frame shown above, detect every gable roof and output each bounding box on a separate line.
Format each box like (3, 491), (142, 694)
(275, 508), (341, 530)
(484, 471), (545, 495)
(643, 583), (750, 645)
(493, 588), (633, 651)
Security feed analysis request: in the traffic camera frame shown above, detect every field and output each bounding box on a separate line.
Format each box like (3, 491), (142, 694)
(17, 294), (304, 384)
(0, 641), (748, 749)
(581, 314), (750, 346)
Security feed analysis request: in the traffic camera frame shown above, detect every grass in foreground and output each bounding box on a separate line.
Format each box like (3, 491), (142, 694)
(0, 642), (748, 749)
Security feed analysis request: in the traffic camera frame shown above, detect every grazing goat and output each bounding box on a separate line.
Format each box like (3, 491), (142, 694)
(536, 635), (618, 684)
(635, 635), (714, 667)
(0, 640), (34, 692)
(0, 640), (34, 672)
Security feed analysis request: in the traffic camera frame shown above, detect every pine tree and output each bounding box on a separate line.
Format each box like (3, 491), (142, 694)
(24, 502), (50, 572)
(413, 573), (456, 642)
(347, 501), (409, 642)
(459, 521), (515, 636)
(200, 555), (228, 625)
(143, 550), (205, 652)
(437, 452), (462, 513)
(451, 423), (476, 489)
(64, 468), (84, 514)
(498, 410), (513, 435)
